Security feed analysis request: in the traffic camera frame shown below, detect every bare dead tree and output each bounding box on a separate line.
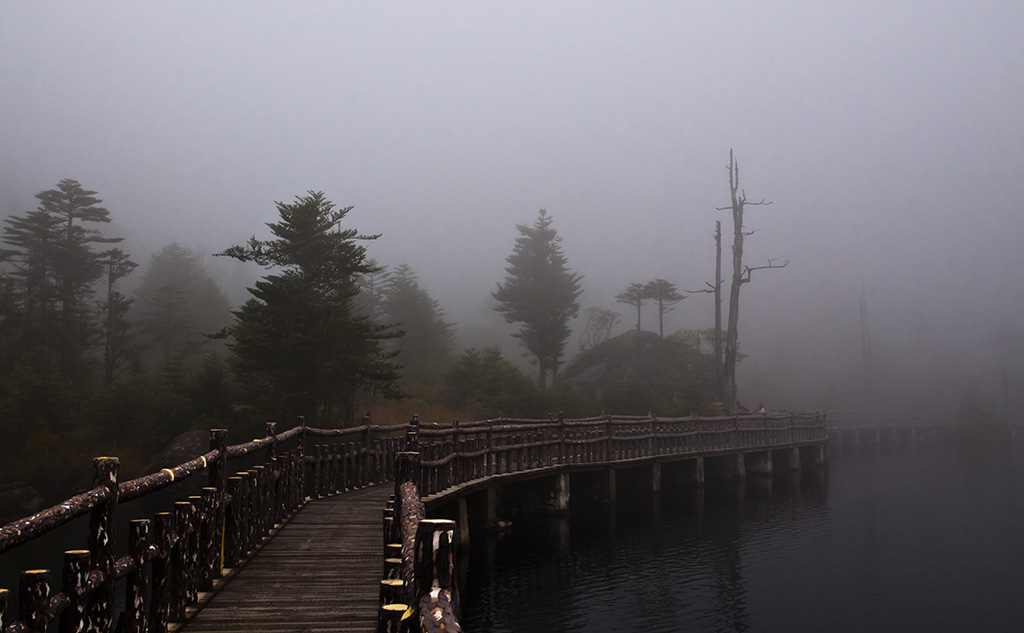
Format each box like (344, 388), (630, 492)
(715, 149), (788, 414)
(687, 221), (726, 408)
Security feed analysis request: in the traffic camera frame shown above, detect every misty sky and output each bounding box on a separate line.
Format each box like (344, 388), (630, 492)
(3, 1), (1023, 410)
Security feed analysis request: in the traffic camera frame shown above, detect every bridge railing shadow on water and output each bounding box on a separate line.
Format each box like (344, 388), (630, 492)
(0, 410), (827, 633)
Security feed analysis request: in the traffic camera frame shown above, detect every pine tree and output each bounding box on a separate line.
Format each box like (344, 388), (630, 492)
(1, 179), (122, 380)
(643, 279), (685, 338)
(615, 283), (647, 333)
(379, 264), (456, 392)
(217, 192), (400, 425)
(98, 248), (137, 387)
(135, 243), (231, 366)
(493, 210), (583, 388)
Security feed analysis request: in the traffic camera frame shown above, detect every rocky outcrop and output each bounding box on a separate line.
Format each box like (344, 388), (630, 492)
(561, 330), (717, 411)
(141, 429), (209, 475)
(0, 482), (46, 524)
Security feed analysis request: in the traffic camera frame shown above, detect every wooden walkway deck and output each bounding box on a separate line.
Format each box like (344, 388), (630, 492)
(180, 485), (391, 633)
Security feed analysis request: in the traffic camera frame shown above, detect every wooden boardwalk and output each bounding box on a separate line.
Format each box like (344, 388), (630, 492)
(180, 485), (391, 633)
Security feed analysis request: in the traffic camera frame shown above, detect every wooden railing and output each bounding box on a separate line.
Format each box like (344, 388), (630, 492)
(826, 410), (955, 428)
(412, 411), (826, 497)
(376, 411), (826, 632)
(379, 449), (462, 633)
(0, 411), (826, 633)
(0, 417), (406, 633)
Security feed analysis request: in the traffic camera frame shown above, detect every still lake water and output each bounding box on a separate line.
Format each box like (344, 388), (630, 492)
(459, 441), (1024, 633)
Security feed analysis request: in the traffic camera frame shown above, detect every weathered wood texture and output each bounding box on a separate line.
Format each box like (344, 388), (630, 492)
(0, 418), (408, 633)
(180, 485), (391, 633)
(415, 412), (827, 496)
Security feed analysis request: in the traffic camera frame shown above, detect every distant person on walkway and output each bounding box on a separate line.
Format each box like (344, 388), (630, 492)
(757, 402), (766, 414)
(736, 401), (749, 413)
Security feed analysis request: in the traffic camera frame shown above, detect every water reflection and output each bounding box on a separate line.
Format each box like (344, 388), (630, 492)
(461, 467), (830, 633)
(462, 443), (1024, 632)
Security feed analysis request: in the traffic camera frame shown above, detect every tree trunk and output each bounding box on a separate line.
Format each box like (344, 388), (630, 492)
(713, 221), (726, 409)
(724, 150), (744, 415)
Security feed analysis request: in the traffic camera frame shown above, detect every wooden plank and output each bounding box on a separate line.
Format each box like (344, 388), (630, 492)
(179, 485), (391, 633)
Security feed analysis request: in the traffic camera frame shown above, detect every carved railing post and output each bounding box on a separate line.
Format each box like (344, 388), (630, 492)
(0, 588), (8, 630)
(265, 422), (282, 523)
(406, 414), (420, 452)
(209, 428), (228, 582)
(88, 456), (119, 632)
(649, 412), (657, 456)
(558, 412), (566, 465)
(125, 519), (150, 633)
(185, 495), (201, 605)
(413, 518), (460, 631)
(61, 549), (89, 633)
(603, 413), (612, 463)
(297, 415), (307, 500)
(20, 570), (49, 633)
(451, 419), (461, 486)
(170, 500), (191, 622)
(393, 451), (424, 608)
(199, 487), (218, 591)
(151, 512), (173, 633)
(486, 420), (495, 476)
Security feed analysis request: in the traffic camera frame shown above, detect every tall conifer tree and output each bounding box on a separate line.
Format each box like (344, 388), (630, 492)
(217, 192), (400, 425)
(493, 209), (583, 388)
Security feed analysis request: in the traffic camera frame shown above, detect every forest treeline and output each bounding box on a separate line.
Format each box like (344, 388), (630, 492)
(5, 152), (811, 504)
(1, 181), (728, 501)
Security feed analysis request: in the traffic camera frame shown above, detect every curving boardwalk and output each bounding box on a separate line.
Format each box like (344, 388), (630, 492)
(180, 485), (391, 633)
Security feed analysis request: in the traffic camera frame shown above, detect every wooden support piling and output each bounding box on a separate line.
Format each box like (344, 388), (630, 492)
(556, 473), (570, 512)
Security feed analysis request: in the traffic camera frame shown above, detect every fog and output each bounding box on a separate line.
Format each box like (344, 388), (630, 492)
(3, 2), (1023, 414)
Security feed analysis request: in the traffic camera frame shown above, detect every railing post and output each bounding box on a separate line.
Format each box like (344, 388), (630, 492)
(88, 456), (119, 632)
(151, 512), (173, 633)
(558, 411), (566, 465)
(413, 518), (460, 629)
(313, 445), (323, 499)
(185, 495), (201, 605)
(60, 549), (89, 633)
(125, 519), (150, 633)
(209, 428), (228, 582)
(224, 477), (242, 568)
(265, 421), (277, 464)
(649, 412), (657, 457)
(170, 501), (191, 622)
(406, 414), (420, 452)
(393, 451), (424, 609)
(297, 415), (307, 500)
(199, 487), (218, 591)
(19, 570), (49, 633)
(452, 419), (461, 486)
(486, 420), (495, 476)
(265, 422), (281, 521)
(603, 413), (612, 462)
(361, 413), (371, 486)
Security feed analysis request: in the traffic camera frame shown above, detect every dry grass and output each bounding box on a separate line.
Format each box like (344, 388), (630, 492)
(356, 399), (481, 427)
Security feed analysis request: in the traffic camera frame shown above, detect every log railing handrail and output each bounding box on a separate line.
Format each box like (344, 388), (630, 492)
(0, 416), (407, 633)
(1, 410), (828, 633)
(408, 412), (827, 497)
(377, 411), (828, 631)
